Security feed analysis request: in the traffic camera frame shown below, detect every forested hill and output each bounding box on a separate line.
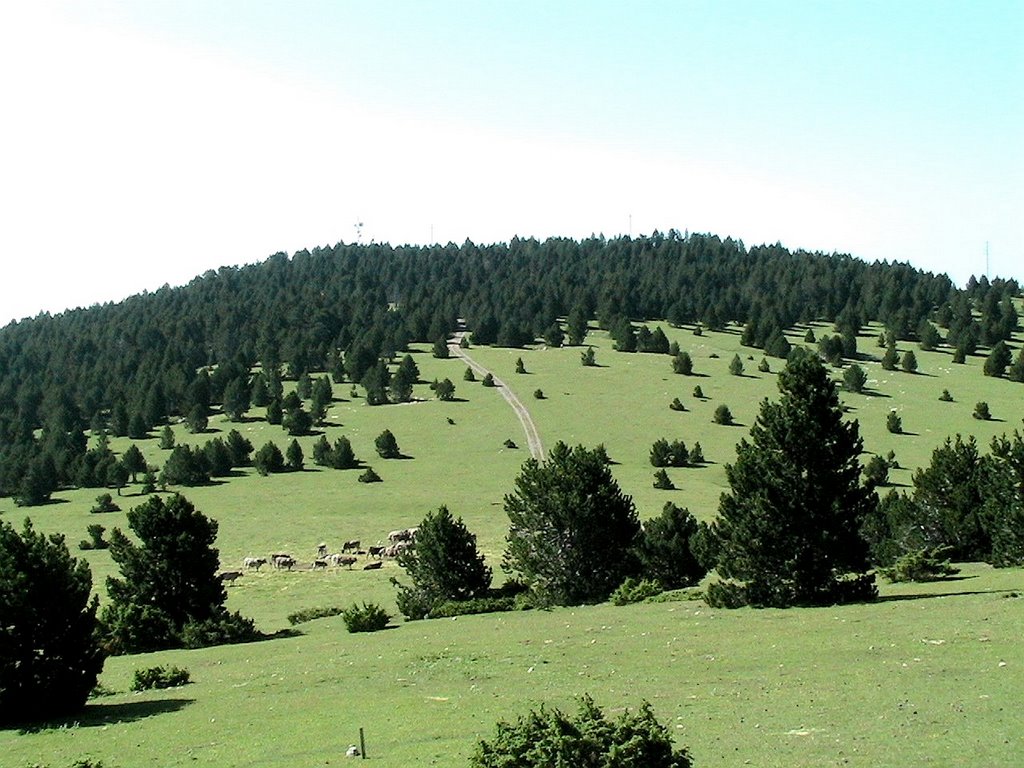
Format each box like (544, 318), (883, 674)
(0, 232), (1020, 500)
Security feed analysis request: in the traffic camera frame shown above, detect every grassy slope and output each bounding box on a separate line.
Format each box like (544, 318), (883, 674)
(3, 325), (1023, 767)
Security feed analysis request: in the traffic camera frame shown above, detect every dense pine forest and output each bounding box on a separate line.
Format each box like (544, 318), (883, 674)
(0, 231), (1020, 503)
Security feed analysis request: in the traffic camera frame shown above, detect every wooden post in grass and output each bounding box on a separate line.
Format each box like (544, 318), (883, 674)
(359, 727), (366, 759)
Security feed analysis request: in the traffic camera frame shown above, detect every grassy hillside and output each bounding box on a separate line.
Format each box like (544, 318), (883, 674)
(3, 321), (1023, 767)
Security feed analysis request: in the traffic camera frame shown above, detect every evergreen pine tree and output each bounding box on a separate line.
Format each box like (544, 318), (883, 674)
(710, 350), (877, 607)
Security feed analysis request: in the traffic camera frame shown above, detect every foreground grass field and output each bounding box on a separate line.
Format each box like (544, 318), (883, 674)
(4, 565), (1022, 767)
(3, 321), (1023, 766)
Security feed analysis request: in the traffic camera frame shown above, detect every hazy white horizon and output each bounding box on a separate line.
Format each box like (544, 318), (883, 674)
(1, 1), (1021, 325)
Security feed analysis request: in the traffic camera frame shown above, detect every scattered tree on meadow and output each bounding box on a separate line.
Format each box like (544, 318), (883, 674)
(432, 338), (450, 359)
(285, 439), (304, 471)
(887, 410), (903, 434)
(672, 351), (693, 375)
(184, 405), (208, 434)
(161, 445), (210, 486)
(482, 372), (496, 387)
(652, 468), (675, 490)
(221, 377), (251, 421)
(203, 438), (234, 477)
(430, 378), (456, 401)
(983, 341), (1012, 377)
(375, 429), (401, 459)
(709, 350), (877, 607)
(282, 404), (313, 436)
(393, 506), (492, 620)
(464, 366), (476, 381)
(567, 305), (589, 346)
(102, 494), (257, 653)
(515, 357), (526, 374)
(225, 429), (253, 466)
(881, 344), (899, 371)
(729, 354), (744, 376)
(159, 425), (175, 450)
(581, 347), (597, 367)
(843, 364), (868, 393)
(503, 443), (641, 605)
(0, 519), (106, 724)
(120, 444), (147, 483)
(253, 441), (285, 476)
(901, 349), (919, 373)
(973, 401), (992, 421)
(636, 502), (708, 590)
(713, 404), (733, 425)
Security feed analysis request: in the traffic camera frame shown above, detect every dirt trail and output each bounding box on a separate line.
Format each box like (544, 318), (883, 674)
(449, 332), (544, 461)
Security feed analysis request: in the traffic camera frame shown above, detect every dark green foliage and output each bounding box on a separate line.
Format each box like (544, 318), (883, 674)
(581, 347), (597, 367)
(184, 405), (208, 434)
(636, 502), (707, 589)
(567, 305), (589, 346)
(983, 341), (1012, 377)
(973, 401), (992, 420)
(283, 405), (313, 435)
(374, 429), (401, 458)
(179, 610), (260, 649)
(361, 360), (391, 405)
(818, 334), (845, 365)
(918, 321), (941, 350)
(843, 363), (868, 393)
(394, 506), (491, 619)
(0, 519), (106, 724)
(159, 425), (175, 449)
(688, 442), (705, 464)
(430, 377), (456, 401)
(712, 404), (733, 425)
(544, 322), (565, 348)
(90, 492), (120, 514)
(758, 357), (770, 372)
(287, 605), (345, 625)
(901, 349), (919, 373)
(515, 357), (526, 374)
(14, 456), (58, 506)
(710, 351), (877, 607)
(881, 345), (899, 371)
(503, 443), (641, 605)
(225, 429), (253, 466)
(728, 353), (744, 376)
(342, 602), (391, 633)
(464, 366), (476, 381)
(266, 398), (283, 425)
(765, 331), (792, 359)
(102, 494), (253, 654)
(804, 328), (816, 343)
(130, 665), (190, 691)
(221, 377), (251, 421)
(432, 338), (450, 359)
(470, 695), (691, 768)
(120, 444), (146, 482)
(482, 372), (496, 387)
(161, 444), (210, 486)
(863, 454), (890, 488)
(939, 389), (954, 402)
(312, 435), (332, 466)
(886, 410), (903, 434)
(672, 351), (693, 375)
(310, 374), (334, 417)
(533, 389), (545, 399)
(203, 437), (234, 477)
(358, 467), (382, 482)
(1008, 348), (1024, 382)
(285, 439), (304, 471)
(79, 523), (109, 551)
(692, 385), (704, 398)
(652, 468), (675, 489)
(330, 436), (358, 469)
(254, 441), (285, 475)
(879, 547), (960, 583)
(669, 397), (685, 411)
(611, 577), (664, 605)
(650, 438), (689, 468)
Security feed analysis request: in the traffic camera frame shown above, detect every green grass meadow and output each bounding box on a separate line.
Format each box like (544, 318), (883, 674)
(2, 324), (1023, 767)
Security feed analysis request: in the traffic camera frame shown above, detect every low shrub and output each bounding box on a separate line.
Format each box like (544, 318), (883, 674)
(611, 577), (663, 605)
(287, 606), (346, 626)
(358, 468), (382, 483)
(130, 665), (190, 692)
(180, 610), (262, 649)
(879, 547), (960, 582)
(470, 695), (691, 768)
(429, 596), (516, 618)
(342, 602), (391, 633)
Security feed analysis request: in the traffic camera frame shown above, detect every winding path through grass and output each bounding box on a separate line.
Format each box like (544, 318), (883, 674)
(449, 332), (545, 460)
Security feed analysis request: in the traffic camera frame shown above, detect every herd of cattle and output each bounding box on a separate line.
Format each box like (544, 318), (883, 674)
(217, 527), (418, 584)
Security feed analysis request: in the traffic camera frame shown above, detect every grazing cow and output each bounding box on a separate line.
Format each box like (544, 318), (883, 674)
(363, 560), (383, 570)
(384, 541), (411, 558)
(368, 545), (386, 559)
(218, 570), (243, 584)
(273, 555), (296, 570)
(312, 558), (328, 570)
(342, 539), (360, 553)
(317, 542), (328, 558)
(339, 555), (357, 569)
(243, 557), (267, 571)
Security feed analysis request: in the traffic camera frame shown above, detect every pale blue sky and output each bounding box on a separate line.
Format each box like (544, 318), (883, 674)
(1, 1), (1021, 324)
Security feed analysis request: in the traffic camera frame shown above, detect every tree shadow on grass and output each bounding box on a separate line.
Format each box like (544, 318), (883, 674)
(874, 585), (1024, 605)
(16, 697), (195, 733)
(861, 389), (891, 398)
